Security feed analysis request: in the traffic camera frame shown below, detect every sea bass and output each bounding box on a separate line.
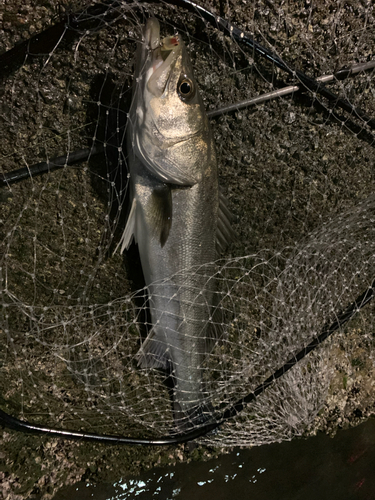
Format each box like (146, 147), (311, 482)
(118, 18), (232, 428)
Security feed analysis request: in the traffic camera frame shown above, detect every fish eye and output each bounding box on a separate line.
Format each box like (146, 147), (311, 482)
(178, 77), (195, 101)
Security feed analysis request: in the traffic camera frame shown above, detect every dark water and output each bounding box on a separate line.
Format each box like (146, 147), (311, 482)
(53, 419), (375, 500)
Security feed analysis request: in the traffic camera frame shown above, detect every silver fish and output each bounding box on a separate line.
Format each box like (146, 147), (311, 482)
(118, 18), (233, 428)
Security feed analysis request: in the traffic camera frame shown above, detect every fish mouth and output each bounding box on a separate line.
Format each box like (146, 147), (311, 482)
(144, 18), (182, 98)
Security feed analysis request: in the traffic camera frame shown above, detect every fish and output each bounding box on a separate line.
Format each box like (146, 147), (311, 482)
(117, 18), (233, 428)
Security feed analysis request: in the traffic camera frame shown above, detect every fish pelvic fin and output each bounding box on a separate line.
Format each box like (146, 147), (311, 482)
(114, 197), (137, 255)
(136, 328), (170, 370)
(216, 190), (236, 255)
(150, 185), (172, 247)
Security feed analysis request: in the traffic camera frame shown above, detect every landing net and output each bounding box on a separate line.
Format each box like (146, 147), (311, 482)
(1, 0), (375, 447)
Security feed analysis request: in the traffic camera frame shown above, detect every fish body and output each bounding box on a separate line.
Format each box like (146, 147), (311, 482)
(118, 19), (232, 427)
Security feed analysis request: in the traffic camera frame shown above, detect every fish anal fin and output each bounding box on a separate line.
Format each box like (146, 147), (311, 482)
(150, 185), (172, 247)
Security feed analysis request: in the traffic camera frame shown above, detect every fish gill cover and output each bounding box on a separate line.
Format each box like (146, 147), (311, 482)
(0, 0), (375, 448)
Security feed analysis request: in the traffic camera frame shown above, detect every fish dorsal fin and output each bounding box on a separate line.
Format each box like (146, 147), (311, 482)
(150, 184), (172, 247)
(216, 190), (236, 255)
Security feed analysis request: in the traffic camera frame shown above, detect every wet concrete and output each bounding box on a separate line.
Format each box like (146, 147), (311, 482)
(52, 418), (375, 500)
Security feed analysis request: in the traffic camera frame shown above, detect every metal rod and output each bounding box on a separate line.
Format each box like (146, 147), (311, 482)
(208, 60), (375, 118)
(1, 0), (374, 129)
(3, 60), (374, 186)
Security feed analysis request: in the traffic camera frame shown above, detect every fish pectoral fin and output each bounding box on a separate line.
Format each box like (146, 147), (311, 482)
(150, 185), (172, 247)
(136, 330), (170, 370)
(113, 197), (137, 255)
(216, 190), (237, 255)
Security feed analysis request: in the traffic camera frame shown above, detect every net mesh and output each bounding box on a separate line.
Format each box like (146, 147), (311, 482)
(1, 0), (375, 448)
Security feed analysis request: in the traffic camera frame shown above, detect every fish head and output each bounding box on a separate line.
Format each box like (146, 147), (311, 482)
(130, 18), (213, 186)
